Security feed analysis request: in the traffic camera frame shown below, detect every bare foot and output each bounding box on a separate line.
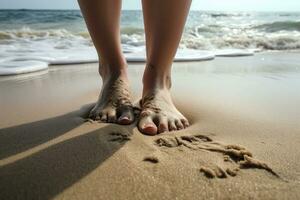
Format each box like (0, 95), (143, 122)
(138, 88), (189, 135)
(89, 71), (134, 125)
(138, 64), (189, 135)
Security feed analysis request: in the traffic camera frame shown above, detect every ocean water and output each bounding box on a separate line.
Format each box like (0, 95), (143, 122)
(0, 9), (300, 75)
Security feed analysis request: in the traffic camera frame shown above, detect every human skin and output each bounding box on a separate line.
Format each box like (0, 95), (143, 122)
(78, 0), (191, 134)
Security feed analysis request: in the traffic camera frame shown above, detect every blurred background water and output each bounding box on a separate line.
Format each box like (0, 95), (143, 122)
(0, 10), (299, 74)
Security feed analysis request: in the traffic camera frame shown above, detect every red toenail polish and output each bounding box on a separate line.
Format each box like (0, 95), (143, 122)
(143, 124), (153, 129)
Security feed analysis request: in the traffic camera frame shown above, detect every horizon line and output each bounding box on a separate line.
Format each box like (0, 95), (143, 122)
(0, 8), (300, 13)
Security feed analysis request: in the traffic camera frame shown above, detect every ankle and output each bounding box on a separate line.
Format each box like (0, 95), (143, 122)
(143, 64), (172, 92)
(98, 54), (127, 76)
(99, 63), (128, 82)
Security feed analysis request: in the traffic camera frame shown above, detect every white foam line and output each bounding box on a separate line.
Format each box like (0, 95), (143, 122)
(0, 61), (49, 76)
(214, 49), (256, 57)
(0, 49), (257, 76)
(49, 59), (98, 65)
(125, 49), (216, 62)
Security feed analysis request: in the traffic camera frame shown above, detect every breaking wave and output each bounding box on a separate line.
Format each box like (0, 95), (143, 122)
(1, 26), (300, 51)
(255, 21), (300, 32)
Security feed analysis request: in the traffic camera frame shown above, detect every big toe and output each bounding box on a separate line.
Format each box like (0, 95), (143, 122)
(138, 116), (157, 135)
(117, 105), (134, 125)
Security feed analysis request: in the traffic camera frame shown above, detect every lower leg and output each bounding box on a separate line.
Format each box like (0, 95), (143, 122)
(78, 0), (126, 73)
(139, 0), (192, 135)
(78, 0), (134, 124)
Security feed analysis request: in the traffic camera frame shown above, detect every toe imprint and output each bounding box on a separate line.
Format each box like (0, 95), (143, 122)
(108, 132), (131, 143)
(143, 156), (159, 164)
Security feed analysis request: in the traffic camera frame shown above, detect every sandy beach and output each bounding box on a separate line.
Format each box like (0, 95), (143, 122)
(0, 51), (300, 199)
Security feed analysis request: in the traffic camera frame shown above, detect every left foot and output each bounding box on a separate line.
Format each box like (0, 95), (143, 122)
(89, 69), (135, 125)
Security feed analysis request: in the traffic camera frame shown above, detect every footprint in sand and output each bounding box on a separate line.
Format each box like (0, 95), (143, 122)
(108, 132), (131, 143)
(143, 156), (159, 164)
(154, 134), (279, 179)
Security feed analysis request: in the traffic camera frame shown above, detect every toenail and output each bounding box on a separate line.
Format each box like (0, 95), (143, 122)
(144, 124), (155, 129)
(120, 116), (129, 121)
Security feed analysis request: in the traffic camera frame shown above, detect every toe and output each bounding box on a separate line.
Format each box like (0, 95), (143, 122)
(175, 119), (184, 130)
(158, 116), (168, 134)
(88, 109), (97, 120)
(139, 115), (157, 135)
(88, 112), (95, 120)
(107, 110), (117, 123)
(91, 110), (101, 121)
(95, 114), (101, 121)
(118, 115), (132, 125)
(168, 120), (177, 132)
(100, 112), (107, 122)
(117, 105), (134, 125)
(181, 118), (189, 128)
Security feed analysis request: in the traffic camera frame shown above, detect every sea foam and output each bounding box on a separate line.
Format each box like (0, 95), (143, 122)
(1, 10), (300, 75)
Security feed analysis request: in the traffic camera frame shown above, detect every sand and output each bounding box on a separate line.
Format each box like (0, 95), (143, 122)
(0, 51), (300, 200)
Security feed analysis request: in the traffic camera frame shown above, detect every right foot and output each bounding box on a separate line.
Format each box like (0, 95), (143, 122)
(138, 88), (189, 135)
(89, 71), (134, 125)
(138, 64), (189, 135)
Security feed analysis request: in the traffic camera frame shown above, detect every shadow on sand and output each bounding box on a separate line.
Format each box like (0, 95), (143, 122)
(0, 104), (95, 160)
(0, 105), (135, 199)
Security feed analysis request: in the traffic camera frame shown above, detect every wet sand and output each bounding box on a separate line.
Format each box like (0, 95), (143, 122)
(0, 51), (300, 199)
